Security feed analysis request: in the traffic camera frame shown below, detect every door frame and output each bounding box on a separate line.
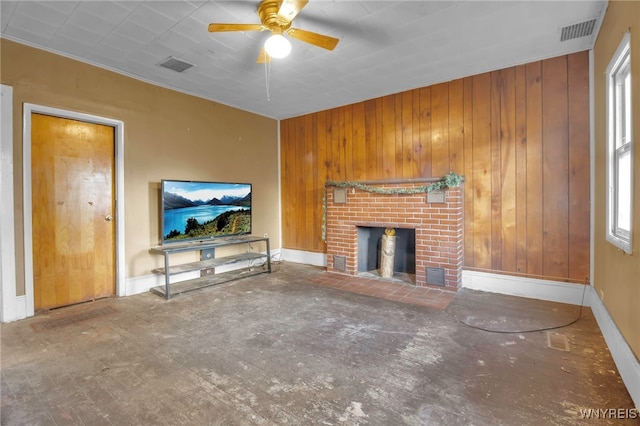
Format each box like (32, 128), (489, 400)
(1, 85), (17, 322)
(23, 103), (125, 317)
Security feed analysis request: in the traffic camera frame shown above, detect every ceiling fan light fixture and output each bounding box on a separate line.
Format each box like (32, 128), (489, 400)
(264, 33), (291, 58)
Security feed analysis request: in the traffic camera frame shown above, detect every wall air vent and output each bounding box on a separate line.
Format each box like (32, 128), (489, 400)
(426, 267), (445, 287)
(560, 19), (597, 42)
(158, 56), (194, 73)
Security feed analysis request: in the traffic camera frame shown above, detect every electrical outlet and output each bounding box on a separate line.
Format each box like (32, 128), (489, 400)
(201, 268), (215, 277)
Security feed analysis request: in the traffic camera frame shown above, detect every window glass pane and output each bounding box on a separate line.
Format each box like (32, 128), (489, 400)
(616, 148), (631, 233)
(615, 79), (624, 148)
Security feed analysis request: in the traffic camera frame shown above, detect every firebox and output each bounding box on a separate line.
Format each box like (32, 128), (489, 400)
(357, 227), (416, 280)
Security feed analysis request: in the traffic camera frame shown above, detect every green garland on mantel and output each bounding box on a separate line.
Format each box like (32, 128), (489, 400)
(322, 172), (462, 240)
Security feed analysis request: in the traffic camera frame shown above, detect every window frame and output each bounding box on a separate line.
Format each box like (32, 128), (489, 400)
(605, 32), (633, 254)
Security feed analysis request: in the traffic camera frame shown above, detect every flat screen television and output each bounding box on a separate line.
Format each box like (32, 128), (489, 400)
(161, 179), (252, 244)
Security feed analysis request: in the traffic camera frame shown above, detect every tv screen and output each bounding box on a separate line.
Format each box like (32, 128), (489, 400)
(161, 179), (252, 244)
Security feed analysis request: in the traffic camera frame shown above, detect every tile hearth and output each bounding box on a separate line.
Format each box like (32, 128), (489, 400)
(308, 272), (455, 310)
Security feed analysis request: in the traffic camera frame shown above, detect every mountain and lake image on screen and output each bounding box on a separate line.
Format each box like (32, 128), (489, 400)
(161, 180), (251, 243)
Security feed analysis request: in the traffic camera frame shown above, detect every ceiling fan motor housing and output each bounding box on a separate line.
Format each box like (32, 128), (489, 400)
(259, 0), (293, 32)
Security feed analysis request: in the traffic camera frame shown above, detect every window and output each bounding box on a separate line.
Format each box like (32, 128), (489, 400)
(606, 33), (633, 254)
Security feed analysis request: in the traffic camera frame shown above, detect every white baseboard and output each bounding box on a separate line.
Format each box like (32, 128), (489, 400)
(588, 288), (640, 409)
(462, 269), (639, 408)
(125, 273), (169, 296)
(461, 270), (588, 305)
(280, 248), (326, 266)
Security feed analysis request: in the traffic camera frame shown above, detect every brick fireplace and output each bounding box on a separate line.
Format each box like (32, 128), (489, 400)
(325, 179), (464, 291)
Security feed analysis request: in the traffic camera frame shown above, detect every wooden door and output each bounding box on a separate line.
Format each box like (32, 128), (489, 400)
(31, 113), (115, 310)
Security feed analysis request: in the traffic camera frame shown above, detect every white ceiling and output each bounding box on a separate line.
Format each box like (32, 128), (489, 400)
(1, 0), (607, 120)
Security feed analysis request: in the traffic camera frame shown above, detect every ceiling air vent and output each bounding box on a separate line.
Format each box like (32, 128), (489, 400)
(560, 19), (597, 42)
(158, 56), (194, 73)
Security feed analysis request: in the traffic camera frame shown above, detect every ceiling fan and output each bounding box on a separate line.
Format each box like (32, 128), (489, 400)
(208, 0), (339, 63)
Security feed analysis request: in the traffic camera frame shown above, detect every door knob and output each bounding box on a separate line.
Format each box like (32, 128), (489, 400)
(105, 214), (113, 221)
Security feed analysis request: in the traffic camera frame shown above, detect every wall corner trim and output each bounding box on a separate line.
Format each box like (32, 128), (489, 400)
(589, 289), (640, 409)
(0, 84), (17, 323)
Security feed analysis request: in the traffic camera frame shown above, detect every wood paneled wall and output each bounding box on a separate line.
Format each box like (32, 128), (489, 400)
(281, 52), (590, 283)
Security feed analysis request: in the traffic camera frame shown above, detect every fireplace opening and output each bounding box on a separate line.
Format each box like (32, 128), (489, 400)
(357, 227), (416, 283)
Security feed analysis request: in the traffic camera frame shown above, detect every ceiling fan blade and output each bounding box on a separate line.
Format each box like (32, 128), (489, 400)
(277, 0), (308, 23)
(256, 47), (272, 64)
(286, 28), (339, 50)
(208, 23), (263, 32)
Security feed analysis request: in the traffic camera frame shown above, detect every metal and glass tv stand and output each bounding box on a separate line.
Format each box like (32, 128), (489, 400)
(149, 235), (271, 299)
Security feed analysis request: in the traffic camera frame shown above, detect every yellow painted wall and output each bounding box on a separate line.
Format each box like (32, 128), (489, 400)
(0, 39), (280, 295)
(593, 0), (640, 359)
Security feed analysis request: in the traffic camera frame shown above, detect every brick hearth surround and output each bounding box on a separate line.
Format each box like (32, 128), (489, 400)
(325, 181), (464, 291)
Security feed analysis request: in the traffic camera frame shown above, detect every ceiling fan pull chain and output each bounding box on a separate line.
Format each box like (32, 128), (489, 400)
(264, 51), (271, 101)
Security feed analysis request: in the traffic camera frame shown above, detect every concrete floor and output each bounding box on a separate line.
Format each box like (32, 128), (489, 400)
(1, 263), (635, 425)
